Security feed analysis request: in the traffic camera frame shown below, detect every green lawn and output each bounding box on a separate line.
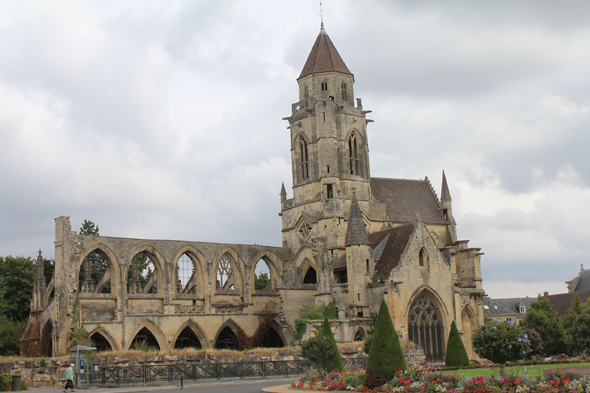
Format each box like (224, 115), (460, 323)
(450, 362), (590, 378)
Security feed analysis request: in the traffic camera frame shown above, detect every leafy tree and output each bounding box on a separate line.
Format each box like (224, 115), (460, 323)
(292, 297), (338, 342)
(254, 272), (271, 290)
(567, 301), (590, 354)
(0, 255), (36, 320)
(0, 319), (28, 356)
(445, 321), (470, 367)
(520, 297), (566, 356)
(319, 317), (344, 372)
(301, 335), (337, 374)
(127, 252), (154, 290)
(43, 258), (54, 285)
(525, 328), (544, 358)
(562, 295), (583, 354)
(365, 299), (406, 389)
(472, 319), (531, 363)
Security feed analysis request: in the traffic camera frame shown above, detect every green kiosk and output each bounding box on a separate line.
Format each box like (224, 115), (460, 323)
(70, 345), (98, 389)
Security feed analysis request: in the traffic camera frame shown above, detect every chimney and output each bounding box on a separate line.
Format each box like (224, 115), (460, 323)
(543, 291), (549, 297)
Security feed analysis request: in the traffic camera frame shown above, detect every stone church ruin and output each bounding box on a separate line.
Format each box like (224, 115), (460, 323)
(21, 24), (485, 361)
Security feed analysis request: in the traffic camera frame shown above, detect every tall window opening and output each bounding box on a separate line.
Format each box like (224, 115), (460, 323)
(304, 85), (309, 99)
(334, 268), (347, 284)
(408, 293), (444, 362)
(216, 254), (236, 291)
(342, 82), (348, 101)
(254, 259), (272, 290)
(78, 250), (111, 294)
(321, 81), (328, 91)
(303, 267), (317, 284)
(127, 252), (157, 294)
(326, 184), (334, 199)
(419, 248), (427, 267)
(349, 134), (360, 176)
(299, 137), (309, 180)
(176, 253), (196, 294)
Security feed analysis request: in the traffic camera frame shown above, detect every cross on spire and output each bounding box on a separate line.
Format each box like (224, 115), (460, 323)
(320, 2), (325, 33)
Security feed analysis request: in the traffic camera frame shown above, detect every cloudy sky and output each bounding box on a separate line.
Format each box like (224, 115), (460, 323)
(1, 0), (589, 298)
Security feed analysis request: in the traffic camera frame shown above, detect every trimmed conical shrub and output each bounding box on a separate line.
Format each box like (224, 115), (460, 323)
(365, 299), (406, 389)
(445, 321), (470, 367)
(319, 317), (344, 372)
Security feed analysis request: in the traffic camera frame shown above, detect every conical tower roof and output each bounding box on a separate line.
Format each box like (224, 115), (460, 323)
(345, 192), (369, 246)
(298, 24), (353, 80)
(441, 170), (452, 202)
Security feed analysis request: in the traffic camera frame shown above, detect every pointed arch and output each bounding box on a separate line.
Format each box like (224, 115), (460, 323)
(461, 304), (477, 359)
(419, 247), (429, 267)
(252, 317), (286, 348)
(127, 319), (168, 351)
(44, 277), (55, 305)
(295, 133), (310, 181)
(126, 245), (166, 295)
(40, 320), (53, 357)
(353, 327), (366, 342)
(171, 246), (207, 295)
(172, 319), (206, 349)
(347, 130), (363, 177)
(251, 251), (282, 291)
(88, 325), (120, 351)
(213, 319), (242, 350)
(213, 247), (244, 292)
(406, 288), (448, 362)
(78, 243), (121, 294)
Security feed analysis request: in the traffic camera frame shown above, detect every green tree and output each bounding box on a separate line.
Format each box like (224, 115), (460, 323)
(365, 299), (406, 389)
(566, 300), (590, 354)
(445, 321), (470, 367)
(254, 272), (271, 290)
(292, 297), (338, 343)
(301, 335), (337, 374)
(0, 319), (28, 356)
(80, 219), (99, 236)
(319, 317), (344, 372)
(520, 297), (566, 356)
(472, 319), (531, 364)
(562, 295), (583, 354)
(0, 255), (36, 320)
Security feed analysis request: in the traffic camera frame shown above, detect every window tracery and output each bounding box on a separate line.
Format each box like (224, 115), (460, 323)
(298, 221), (312, 240)
(177, 253), (196, 294)
(349, 134), (360, 176)
(408, 293), (444, 362)
(216, 254), (235, 290)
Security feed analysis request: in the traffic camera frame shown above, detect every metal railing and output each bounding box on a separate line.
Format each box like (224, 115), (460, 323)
(97, 358), (368, 385)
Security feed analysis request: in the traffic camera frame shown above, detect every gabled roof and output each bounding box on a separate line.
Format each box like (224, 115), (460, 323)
(570, 269), (590, 293)
(483, 296), (535, 318)
(545, 291), (590, 317)
(298, 26), (352, 80)
(369, 224), (414, 281)
(370, 177), (448, 225)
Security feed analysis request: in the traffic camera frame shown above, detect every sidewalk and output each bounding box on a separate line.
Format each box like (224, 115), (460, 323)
(26, 377), (294, 393)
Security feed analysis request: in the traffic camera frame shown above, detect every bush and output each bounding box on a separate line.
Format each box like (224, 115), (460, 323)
(445, 321), (470, 367)
(365, 299), (406, 389)
(301, 335), (337, 373)
(472, 319), (531, 363)
(319, 317), (343, 372)
(0, 375), (11, 392)
(0, 319), (27, 356)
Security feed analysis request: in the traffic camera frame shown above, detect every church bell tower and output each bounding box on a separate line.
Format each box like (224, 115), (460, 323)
(280, 24), (374, 256)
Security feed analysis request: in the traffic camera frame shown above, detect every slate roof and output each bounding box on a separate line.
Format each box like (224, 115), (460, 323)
(483, 296), (536, 318)
(568, 269), (590, 293)
(370, 177), (448, 225)
(369, 224), (415, 281)
(298, 26), (353, 80)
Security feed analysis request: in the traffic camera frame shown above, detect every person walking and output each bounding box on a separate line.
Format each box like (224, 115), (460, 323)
(63, 363), (75, 392)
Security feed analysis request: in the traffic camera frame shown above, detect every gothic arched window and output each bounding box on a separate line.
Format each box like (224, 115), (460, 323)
(176, 253), (196, 294)
(216, 254), (236, 291)
(408, 293), (445, 362)
(298, 137), (309, 180)
(298, 221), (312, 240)
(419, 248), (428, 267)
(349, 134), (360, 176)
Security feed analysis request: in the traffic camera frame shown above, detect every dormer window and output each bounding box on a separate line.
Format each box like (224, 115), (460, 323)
(519, 305), (526, 313)
(342, 82), (348, 101)
(321, 81), (328, 91)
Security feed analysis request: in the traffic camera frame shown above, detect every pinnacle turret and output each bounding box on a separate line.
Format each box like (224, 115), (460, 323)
(441, 170), (452, 203)
(345, 191), (369, 246)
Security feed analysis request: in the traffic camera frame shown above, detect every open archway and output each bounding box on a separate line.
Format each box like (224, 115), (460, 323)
(407, 292), (445, 362)
(254, 259), (272, 290)
(40, 320), (53, 357)
(215, 326), (239, 350)
(127, 252), (158, 294)
(91, 332), (112, 352)
(461, 306), (477, 359)
(354, 328), (365, 342)
(174, 327), (202, 349)
(131, 327), (161, 350)
(78, 249), (112, 294)
(303, 267), (317, 284)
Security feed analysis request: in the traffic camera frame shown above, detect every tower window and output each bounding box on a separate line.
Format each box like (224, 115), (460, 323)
(349, 134), (360, 176)
(321, 81), (328, 91)
(342, 83), (348, 101)
(326, 184), (334, 199)
(366, 259), (370, 273)
(304, 86), (309, 99)
(299, 137), (309, 180)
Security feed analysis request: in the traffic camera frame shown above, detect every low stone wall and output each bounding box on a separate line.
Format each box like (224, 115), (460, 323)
(1, 347), (368, 388)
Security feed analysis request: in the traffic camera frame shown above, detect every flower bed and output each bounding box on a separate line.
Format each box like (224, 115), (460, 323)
(291, 368), (590, 392)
